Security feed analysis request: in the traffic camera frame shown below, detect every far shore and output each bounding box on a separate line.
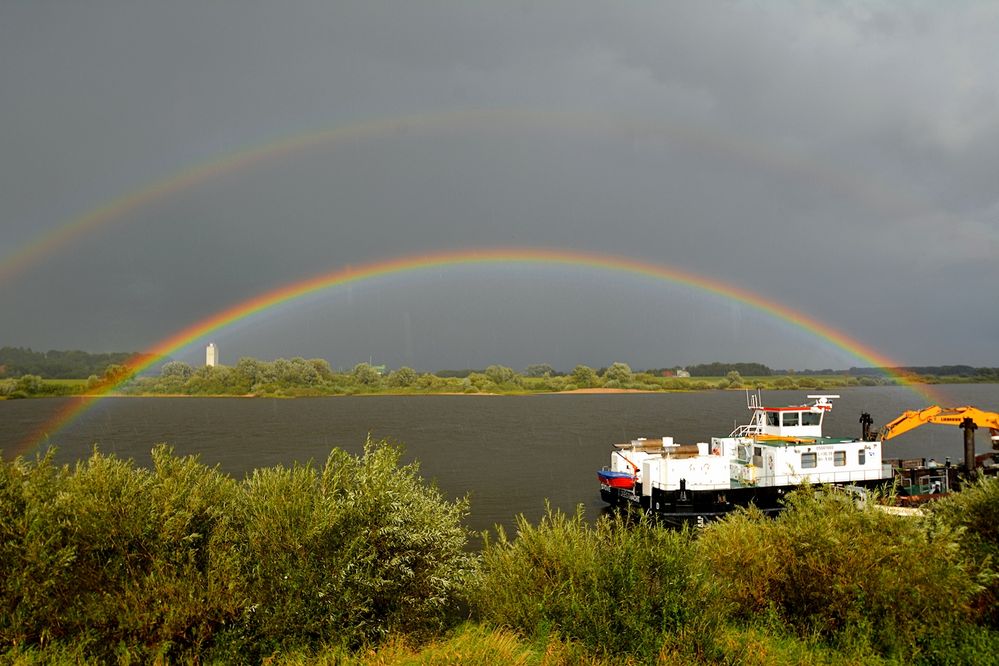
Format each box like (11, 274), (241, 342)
(56, 387), (665, 399)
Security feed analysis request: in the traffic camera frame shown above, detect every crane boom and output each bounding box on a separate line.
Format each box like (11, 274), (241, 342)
(878, 405), (999, 442)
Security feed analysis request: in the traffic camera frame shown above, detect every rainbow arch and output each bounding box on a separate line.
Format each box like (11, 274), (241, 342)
(0, 108), (932, 285)
(19, 247), (944, 454)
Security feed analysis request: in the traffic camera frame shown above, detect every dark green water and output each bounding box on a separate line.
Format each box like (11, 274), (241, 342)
(3, 385), (997, 534)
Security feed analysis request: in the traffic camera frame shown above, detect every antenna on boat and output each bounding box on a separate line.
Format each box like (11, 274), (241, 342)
(807, 394), (840, 411)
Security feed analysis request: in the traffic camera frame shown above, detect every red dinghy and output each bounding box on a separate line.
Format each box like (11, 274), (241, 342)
(597, 469), (636, 489)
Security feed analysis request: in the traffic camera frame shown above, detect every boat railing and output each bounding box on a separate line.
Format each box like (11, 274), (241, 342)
(730, 424), (764, 437)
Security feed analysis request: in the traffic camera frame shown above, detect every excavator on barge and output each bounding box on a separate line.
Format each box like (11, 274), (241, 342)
(865, 405), (999, 500)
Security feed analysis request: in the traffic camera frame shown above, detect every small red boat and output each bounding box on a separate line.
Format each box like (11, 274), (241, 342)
(597, 469), (636, 489)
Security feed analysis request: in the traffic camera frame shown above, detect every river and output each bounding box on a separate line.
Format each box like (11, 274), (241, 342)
(2, 385), (997, 534)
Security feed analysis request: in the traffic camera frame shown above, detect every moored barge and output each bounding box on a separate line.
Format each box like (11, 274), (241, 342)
(598, 392), (999, 526)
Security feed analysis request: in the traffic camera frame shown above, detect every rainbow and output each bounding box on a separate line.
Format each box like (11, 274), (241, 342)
(18, 248), (945, 455)
(0, 108), (938, 285)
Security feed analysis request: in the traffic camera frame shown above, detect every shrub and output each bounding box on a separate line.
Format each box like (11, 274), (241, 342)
(471, 507), (718, 662)
(925, 476), (999, 626)
(216, 439), (475, 658)
(0, 446), (242, 661)
(697, 489), (981, 657)
(1, 441), (474, 662)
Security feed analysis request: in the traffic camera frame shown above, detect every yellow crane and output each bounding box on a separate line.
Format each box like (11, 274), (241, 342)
(878, 405), (999, 442)
(878, 405), (999, 474)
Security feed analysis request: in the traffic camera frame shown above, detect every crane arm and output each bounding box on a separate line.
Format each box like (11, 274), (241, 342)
(879, 406), (944, 442)
(879, 405), (999, 442)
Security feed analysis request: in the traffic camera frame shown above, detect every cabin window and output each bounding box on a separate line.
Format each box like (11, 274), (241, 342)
(766, 412), (779, 426)
(858, 449), (866, 465)
(802, 412), (821, 426)
(834, 451), (846, 466)
(801, 452), (817, 468)
(782, 412), (800, 427)
(753, 447), (762, 467)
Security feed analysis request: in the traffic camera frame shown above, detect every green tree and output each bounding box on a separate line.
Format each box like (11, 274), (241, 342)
(351, 362), (382, 386)
(387, 366), (419, 388)
(524, 363), (556, 378)
(287, 357), (321, 386)
(160, 361), (194, 379)
(307, 358), (334, 382)
(603, 362), (633, 384)
(186, 365), (241, 394)
(16, 374), (43, 394)
(103, 364), (134, 385)
(484, 365), (517, 386)
(571, 365), (598, 388)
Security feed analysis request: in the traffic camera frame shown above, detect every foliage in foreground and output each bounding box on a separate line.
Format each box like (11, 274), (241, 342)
(696, 488), (990, 659)
(472, 507), (721, 663)
(470, 486), (999, 664)
(2, 443), (999, 663)
(924, 475), (999, 627)
(0, 441), (473, 663)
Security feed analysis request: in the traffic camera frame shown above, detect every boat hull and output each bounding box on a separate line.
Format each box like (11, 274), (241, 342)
(601, 478), (892, 528)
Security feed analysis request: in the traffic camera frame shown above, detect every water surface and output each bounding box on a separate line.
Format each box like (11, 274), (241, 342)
(3, 385), (997, 534)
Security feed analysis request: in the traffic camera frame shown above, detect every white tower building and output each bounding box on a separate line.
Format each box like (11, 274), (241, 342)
(206, 343), (218, 367)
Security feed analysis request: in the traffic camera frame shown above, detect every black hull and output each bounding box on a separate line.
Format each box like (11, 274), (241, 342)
(600, 479), (891, 528)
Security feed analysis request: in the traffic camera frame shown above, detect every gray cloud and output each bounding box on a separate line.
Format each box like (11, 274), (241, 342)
(1, 1), (996, 370)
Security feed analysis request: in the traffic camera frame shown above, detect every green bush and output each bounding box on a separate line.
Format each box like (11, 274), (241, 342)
(0, 441), (474, 662)
(471, 507), (719, 662)
(697, 489), (981, 657)
(0, 447), (242, 661)
(925, 476), (999, 627)
(220, 440), (475, 658)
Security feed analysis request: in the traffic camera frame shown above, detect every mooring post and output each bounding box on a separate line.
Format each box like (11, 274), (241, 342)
(860, 412), (874, 441)
(960, 417), (978, 478)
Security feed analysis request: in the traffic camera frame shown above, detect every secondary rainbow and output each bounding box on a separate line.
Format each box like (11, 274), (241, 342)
(0, 108), (940, 285)
(18, 248), (945, 455)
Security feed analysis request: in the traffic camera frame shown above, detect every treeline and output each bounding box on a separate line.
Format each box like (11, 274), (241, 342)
(2, 443), (997, 664)
(849, 365), (999, 379)
(0, 359), (966, 399)
(4, 347), (998, 384)
(682, 362), (773, 377)
(120, 359), (832, 397)
(4, 354), (998, 400)
(0, 347), (145, 379)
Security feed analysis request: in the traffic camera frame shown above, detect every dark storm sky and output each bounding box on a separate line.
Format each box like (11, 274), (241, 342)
(1, 1), (997, 371)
